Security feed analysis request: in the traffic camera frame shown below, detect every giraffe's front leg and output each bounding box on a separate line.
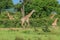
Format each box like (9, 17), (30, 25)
(21, 20), (25, 28)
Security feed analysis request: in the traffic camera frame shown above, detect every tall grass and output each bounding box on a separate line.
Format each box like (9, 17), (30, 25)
(0, 28), (60, 40)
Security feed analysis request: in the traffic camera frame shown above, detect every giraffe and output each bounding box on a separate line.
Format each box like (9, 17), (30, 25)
(21, 9), (35, 28)
(7, 11), (14, 20)
(52, 18), (58, 29)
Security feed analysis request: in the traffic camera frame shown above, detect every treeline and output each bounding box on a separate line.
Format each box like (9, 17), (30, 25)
(0, 0), (60, 28)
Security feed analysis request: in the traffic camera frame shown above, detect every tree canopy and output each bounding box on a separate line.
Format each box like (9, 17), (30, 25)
(0, 0), (60, 28)
(24, 0), (60, 18)
(0, 0), (60, 17)
(0, 0), (13, 9)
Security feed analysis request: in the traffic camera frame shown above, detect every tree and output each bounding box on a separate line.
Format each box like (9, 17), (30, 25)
(0, 0), (13, 13)
(14, 0), (32, 17)
(24, 0), (59, 18)
(20, 0), (32, 17)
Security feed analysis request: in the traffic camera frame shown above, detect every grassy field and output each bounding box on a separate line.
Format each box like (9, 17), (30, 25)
(0, 28), (60, 40)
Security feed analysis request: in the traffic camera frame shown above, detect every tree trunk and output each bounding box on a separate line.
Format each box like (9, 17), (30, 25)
(21, 5), (25, 17)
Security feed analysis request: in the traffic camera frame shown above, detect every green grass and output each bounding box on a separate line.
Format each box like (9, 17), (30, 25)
(0, 28), (60, 40)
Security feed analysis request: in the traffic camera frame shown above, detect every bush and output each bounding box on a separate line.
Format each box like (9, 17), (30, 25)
(15, 36), (24, 40)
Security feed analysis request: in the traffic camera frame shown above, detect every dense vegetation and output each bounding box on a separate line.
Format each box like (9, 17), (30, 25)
(0, 0), (60, 28)
(0, 0), (60, 40)
(0, 0), (13, 10)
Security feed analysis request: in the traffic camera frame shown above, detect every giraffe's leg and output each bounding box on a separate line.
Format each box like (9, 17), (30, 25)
(26, 19), (30, 28)
(21, 20), (25, 28)
(52, 25), (57, 29)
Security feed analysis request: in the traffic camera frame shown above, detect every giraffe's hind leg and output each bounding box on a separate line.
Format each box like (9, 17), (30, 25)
(26, 19), (30, 28)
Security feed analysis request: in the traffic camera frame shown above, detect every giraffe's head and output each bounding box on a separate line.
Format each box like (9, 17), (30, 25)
(51, 11), (57, 15)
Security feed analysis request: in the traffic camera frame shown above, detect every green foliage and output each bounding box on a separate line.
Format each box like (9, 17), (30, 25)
(0, 12), (22, 28)
(0, 11), (60, 28)
(0, 0), (60, 28)
(24, 0), (59, 18)
(0, 0), (13, 9)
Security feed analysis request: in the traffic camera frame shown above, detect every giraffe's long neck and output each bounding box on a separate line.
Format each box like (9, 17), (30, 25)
(51, 14), (55, 19)
(8, 13), (10, 17)
(54, 18), (58, 24)
(27, 10), (35, 18)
